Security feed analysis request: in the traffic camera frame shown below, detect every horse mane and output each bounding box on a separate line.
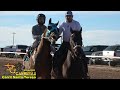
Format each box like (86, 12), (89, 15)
(41, 28), (47, 38)
(36, 29), (51, 56)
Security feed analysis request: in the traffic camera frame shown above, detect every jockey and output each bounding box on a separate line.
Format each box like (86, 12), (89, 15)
(31, 13), (47, 50)
(52, 11), (83, 76)
(24, 13), (47, 60)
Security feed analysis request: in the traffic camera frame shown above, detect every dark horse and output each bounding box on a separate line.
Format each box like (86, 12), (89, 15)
(24, 18), (59, 79)
(62, 28), (89, 79)
(52, 27), (89, 79)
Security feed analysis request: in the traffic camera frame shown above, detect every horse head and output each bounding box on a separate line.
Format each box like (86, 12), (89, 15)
(46, 18), (59, 45)
(70, 27), (84, 59)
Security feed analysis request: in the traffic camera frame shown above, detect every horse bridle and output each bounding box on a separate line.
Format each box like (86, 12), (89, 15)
(70, 37), (82, 60)
(46, 27), (59, 44)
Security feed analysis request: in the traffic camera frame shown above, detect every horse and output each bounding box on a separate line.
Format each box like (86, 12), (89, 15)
(62, 28), (89, 79)
(23, 18), (59, 79)
(51, 27), (89, 79)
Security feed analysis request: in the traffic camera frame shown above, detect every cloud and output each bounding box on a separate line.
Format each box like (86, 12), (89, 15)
(0, 25), (33, 47)
(82, 30), (120, 46)
(0, 26), (120, 47)
(0, 27), (120, 48)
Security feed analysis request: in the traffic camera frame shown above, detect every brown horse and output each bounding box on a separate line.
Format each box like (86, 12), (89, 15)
(62, 28), (89, 79)
(34, 36), (52, 79)
(23, 18), (59, 79)
(51, 28), (89, 79)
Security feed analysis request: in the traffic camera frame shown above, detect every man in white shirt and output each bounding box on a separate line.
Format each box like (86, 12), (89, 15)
(52, 11), (83, 78)
(58, 11), (82, 43)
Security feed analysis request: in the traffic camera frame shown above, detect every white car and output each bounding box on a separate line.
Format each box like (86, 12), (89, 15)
(102, 45), (120, 66)
(103, 45), (120, 57)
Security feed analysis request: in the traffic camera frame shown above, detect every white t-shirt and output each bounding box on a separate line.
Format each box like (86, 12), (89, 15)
(59, 20), (82, 42)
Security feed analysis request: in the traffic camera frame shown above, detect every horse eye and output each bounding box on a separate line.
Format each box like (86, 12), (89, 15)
(48, 26), (52, 30)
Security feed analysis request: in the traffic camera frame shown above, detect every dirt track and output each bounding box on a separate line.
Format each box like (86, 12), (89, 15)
(88, 65), (120, 79)
(0, 57), (23, 79)
(1, 57), (120, 79)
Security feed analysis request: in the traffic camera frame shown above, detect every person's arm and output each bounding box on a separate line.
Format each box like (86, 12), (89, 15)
(76, 21), (82, 31)
(56, 22), (64, 40)
(76, 21), (82, 35)
(32, 26), (40, 40)
(76, 21), (83, 46)
(32, 26), (36, 36)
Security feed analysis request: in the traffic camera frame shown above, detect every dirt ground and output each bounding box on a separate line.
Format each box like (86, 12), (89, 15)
(1, 57), (120, 79)
(88, 65), (120, 79)
(0, 57), (23, 79)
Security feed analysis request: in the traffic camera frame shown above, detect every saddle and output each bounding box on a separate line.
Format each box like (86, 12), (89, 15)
(23, 44), (56, 62)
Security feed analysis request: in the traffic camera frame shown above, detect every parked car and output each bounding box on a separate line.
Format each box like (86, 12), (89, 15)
(82, 45), (108, 64)
(15, 45), (29, 58)
(102, 45), (120, 66)
(15, 45), (28, 53)
(103, 45), (120, 57)
(0, 47), (4, 56)
(83, 45), (108, 55)
(3, 45), (16, 52)
(91, 51), (109, 65)
(2, 45), (16, 58)
(3, 45), (28, 58)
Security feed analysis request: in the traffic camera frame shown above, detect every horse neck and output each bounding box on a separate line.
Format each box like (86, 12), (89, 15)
(69, 41), (74, 54)
(36, 37), (51, 55)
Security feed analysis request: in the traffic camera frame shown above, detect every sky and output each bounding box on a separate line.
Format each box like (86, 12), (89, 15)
(0, 11), (120, 48)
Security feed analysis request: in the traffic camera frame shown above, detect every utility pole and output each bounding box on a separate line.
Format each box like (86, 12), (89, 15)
(12, 32), (16, 46)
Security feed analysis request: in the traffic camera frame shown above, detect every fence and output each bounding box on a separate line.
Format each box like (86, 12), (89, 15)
(0, 52), (26, 61)
(0, 52), (26, 55)
(0, 52), (120, 66)
(86, 55), (120, 66)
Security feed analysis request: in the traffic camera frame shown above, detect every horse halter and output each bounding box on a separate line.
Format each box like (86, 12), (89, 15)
(46, 23), (59, 44)
(70, 33), (83, 59)
(71, 43), (82, 59)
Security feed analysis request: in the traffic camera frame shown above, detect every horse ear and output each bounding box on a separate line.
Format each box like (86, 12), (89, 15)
(42, 28), (47, 37)
(55, 21), (59, 26)
(70, 27), (74, 33)
(79, 27), (82, 34)
(80, 27), (82, 32)
(49, 18), (52, 24)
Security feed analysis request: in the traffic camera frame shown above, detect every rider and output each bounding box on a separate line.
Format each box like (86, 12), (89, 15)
(31, 13), (47, 50)
(52, 11), (85, 77)
(24, 13), (47, 60)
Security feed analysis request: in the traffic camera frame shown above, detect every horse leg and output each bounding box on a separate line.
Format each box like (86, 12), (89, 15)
(80, 59), (90, 79)
(62, 62), (68, 79)
(83, 63), (90, 79)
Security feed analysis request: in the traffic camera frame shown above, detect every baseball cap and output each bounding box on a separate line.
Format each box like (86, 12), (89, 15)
(65, 11), (73, 16)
